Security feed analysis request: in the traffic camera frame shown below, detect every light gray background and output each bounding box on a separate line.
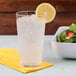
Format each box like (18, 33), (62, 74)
(0, 35), (76, 76)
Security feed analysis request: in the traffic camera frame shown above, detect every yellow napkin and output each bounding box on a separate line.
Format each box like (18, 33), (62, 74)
(0, 48), (54, 73)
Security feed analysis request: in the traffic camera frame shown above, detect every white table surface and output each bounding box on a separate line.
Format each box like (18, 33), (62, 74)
(0, 35), (76, 76)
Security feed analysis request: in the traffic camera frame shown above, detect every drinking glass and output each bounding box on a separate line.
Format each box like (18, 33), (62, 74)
(16, 11), (45, 66)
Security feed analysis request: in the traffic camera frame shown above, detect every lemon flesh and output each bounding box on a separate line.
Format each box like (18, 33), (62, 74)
(35, 3), (56, 23)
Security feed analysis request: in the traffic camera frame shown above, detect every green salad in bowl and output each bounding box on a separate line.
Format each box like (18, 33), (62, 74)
(56, 24), (76, 43)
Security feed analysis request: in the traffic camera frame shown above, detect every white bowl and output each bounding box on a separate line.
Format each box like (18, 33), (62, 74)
(51, 26), (76, 58)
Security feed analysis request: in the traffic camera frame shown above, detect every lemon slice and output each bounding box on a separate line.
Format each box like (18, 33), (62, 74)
(35, 3), (56, 23)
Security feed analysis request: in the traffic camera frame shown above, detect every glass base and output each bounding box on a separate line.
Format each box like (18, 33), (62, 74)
(21, 64), (41, 67)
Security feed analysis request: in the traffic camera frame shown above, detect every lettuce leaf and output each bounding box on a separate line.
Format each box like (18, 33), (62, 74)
(69, 24), (76, 33)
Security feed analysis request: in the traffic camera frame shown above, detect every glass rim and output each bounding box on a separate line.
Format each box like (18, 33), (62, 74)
(16, 11), (45, 17)
(16, 11), (35, 16)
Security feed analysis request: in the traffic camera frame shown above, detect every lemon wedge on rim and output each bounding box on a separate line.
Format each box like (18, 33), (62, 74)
(35, 3), (56, 23)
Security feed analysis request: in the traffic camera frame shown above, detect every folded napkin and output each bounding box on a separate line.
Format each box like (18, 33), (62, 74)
(0, 48), (54, 73)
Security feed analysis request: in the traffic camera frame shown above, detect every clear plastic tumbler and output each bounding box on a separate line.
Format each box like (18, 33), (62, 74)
(16, 11), (45, 66)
